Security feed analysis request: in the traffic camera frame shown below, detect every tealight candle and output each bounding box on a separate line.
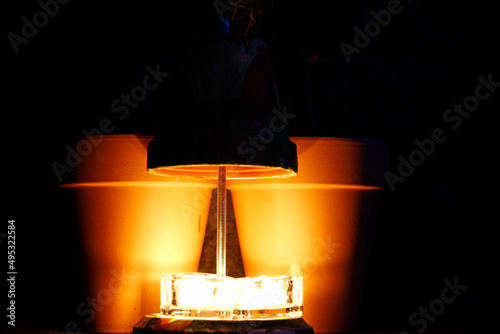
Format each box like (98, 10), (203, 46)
(160, 273), (303, 320)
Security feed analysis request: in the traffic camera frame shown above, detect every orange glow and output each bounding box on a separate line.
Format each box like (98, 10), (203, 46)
(149, 165), (296, 179)
(60, 135), (215, 333)
(61, 135), (389, 333)
(229, 137), (390, 333)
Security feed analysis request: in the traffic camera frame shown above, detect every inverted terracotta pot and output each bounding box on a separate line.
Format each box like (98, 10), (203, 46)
(60, 135), (214, 333)
(229, 137), (390, 333)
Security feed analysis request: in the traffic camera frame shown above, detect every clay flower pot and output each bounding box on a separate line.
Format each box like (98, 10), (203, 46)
(229, 137), (390, 333)
(61, 135), (214, 333)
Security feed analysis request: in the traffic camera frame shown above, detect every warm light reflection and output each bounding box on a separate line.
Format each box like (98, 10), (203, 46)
(149, 164), (296, 179)
(161, 273), (303, 320)
(62, 135), (390, 333)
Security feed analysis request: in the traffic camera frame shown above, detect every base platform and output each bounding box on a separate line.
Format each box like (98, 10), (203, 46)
(133, 314), (314, 334)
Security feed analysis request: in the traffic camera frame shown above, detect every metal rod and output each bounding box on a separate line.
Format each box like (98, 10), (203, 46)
(216, 165), (227, 277)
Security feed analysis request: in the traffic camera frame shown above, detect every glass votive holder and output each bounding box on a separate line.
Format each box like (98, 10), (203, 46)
(234, 275), (303, 320)
(160, 273), (303, 320)
(161, 273), (236, 319)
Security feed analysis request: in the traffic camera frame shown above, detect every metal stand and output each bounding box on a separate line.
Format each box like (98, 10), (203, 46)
(216, 166), (227, 277)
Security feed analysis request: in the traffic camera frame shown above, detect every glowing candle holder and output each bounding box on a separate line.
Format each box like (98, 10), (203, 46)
(160, 273), (303, 320)
(161, 273), (236, 319)
(234, 275), (303, 320)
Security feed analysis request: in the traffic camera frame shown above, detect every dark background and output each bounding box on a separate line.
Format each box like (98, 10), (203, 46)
(4, 0), (499, 333)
